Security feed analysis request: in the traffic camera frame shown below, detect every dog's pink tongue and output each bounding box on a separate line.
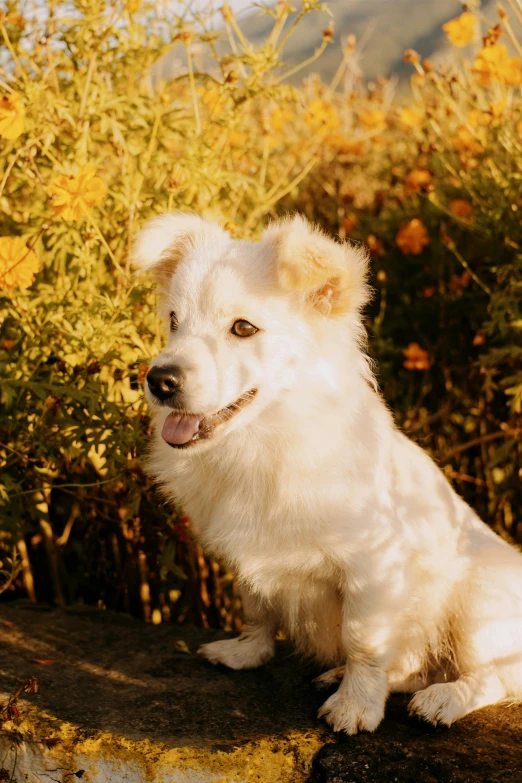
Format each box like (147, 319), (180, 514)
(162, 413), (201, 445)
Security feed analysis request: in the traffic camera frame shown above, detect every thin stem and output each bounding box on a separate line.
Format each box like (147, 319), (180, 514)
(9, 476), (122, 499)
(328, 49), (349, 94)
(17, 538), (36, 602)
(185, 42), (201, 135)
(278, 38), (330, 83)
(266, 150), (318, 205)
(275, 10), (307, 55)
(79, 55), (97, 120)
(227, 12), (249, 50)
(447, 243), (493, 296)
(506, 0), (522, 27)
(0, 21), (28, 85)
(267, 9), (289, 49)
(84, 207), (121, 272)
(440, 429), (519, 462)
(502, 16), (522, 58)
(0, 136), (44, 201)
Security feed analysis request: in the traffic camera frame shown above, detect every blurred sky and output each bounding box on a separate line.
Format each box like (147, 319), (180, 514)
(190, 0), (266, 17)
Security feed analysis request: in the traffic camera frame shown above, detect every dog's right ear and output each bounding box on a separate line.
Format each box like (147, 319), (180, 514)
(131, 213), (208, 287)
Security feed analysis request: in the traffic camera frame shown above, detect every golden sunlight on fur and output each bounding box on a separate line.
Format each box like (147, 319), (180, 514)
(134, 212), (522, 735)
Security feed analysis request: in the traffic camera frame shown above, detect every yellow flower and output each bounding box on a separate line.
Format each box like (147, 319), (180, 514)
(403, 343), (431, 371)
(201, 88), (229, 115)
(48, 164), (107, 222)
(473, 44), (522, 87)
(0, 236), (39, 290)
(303, 99), (341, 132)
(270, 107), (293, 132)
(227, 129), (247, 148)
(442, 13), (476, 47)
(396, 218), (429, 255)
(399, 107), (423, 128)
(0, 92), (25, 141)
(358, 109), (387, 130)
(467, 109), (492, 128)
(490, 97), (507, 118)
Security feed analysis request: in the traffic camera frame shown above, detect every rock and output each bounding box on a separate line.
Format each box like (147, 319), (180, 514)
(0, 603), (520, 783)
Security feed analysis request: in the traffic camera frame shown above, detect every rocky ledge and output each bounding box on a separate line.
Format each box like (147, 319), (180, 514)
(0, 603), (520, 783)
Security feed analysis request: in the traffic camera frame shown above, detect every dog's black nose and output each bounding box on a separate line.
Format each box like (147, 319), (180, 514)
(146, 365), (184, 402)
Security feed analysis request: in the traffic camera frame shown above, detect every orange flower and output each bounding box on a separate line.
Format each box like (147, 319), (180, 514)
(448, 270), (471, 292)
(137, 363), (149, 387)
(403, 343), (431, 371)
(366, 234), (384, 257)
(403, 49), (420, 65)
(451, 127), (484, 155)
(399, 107), (423, 128)
(490, 97), (507, 118)
(0, 92), (25, 141)
(396, 219), (429, 255)
(48, 164), (107, 222)
(358, 109), (387, 130)
(0, 236), (39, 290)
(450, 199), (473, 219)
(325, 134), (366, 155)
(473, 332), (486, 346)
(342, 214), (357, 235)
(405, 169), (432, 192)
(6, 13), (26, 29)
(442, 13), (476, 47)
(473, 44), (522, 87)
(303, 99), (340, 132)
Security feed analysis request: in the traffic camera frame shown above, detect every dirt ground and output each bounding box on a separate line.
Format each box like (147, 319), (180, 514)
(0, 602), (520, 783)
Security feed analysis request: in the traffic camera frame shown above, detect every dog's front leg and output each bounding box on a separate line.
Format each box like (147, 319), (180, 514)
(318, 583), (395, 735)
(198, 585), (276, 670)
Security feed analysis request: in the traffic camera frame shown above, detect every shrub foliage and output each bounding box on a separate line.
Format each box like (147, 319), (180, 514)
(0, 1), (520, 626)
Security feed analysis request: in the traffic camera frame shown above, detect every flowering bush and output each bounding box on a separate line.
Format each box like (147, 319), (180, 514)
(289, 7), (522, 545)
(1, 1), (520, 624)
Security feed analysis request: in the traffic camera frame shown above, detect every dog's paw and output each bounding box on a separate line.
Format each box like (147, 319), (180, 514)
(408, 683), (460, 726)
(198, 635), (274, 670)
(318, 689), (385, 735)
(313, 666), (346, 689)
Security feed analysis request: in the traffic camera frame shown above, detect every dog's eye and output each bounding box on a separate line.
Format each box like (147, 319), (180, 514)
(169, 312), (179, 332)
(231, 320), (258, 338)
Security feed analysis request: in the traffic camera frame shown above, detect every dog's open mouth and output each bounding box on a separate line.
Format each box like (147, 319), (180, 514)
(161, 389), (258, 449)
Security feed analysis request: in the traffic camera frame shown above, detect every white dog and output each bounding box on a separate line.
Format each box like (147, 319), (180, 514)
(133, 213), (522, 734)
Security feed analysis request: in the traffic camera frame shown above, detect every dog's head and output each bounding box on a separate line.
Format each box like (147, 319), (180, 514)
(133, 213), (370, 451)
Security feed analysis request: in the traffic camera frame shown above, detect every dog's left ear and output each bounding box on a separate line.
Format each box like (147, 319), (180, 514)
(266, 215), (370, 317)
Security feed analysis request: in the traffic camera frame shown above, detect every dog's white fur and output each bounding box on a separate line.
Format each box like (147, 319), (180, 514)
(134, 213), (522, 734)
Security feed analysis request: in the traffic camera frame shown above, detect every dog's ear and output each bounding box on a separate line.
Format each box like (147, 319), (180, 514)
(131, 213), (210, 287)
(266, 215), (370, 317)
